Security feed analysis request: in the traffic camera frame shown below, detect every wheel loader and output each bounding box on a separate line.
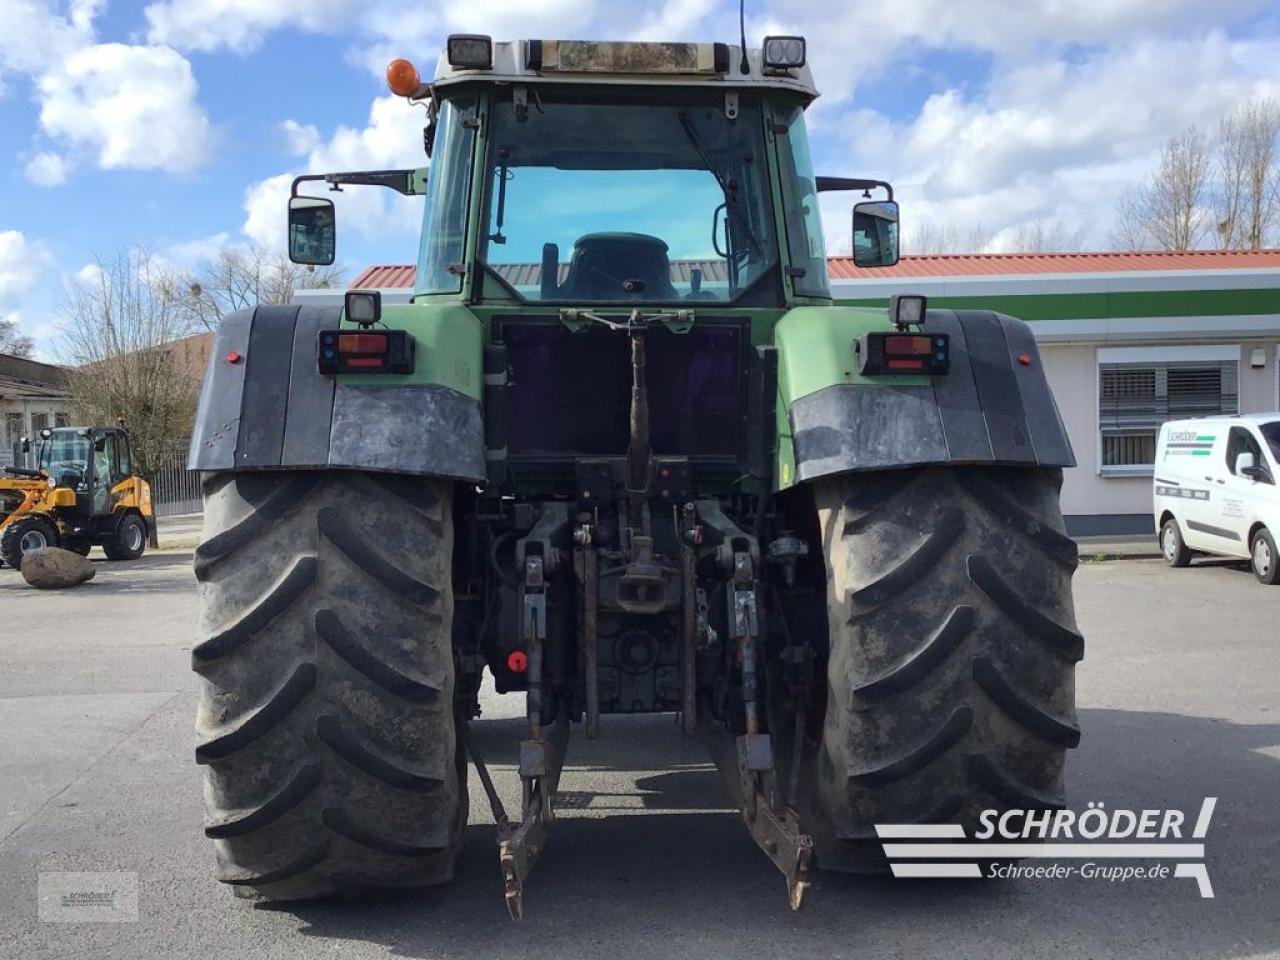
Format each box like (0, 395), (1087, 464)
(188, 34), (1082, 916)
(0, 425), (153, 568)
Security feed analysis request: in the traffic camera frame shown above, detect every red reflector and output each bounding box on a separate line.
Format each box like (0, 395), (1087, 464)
(884, 335), (931, 355)
(886, 358), (927, 371)
(1018, 352), (1033, 366)
(338, 333), (389, 355)
(345, 357), (385, 368)
(225, 351), (241, 364)
(507, 651), (528, 673)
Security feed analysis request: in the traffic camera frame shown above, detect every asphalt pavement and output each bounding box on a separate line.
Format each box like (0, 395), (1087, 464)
(1, 551), (1277, 959)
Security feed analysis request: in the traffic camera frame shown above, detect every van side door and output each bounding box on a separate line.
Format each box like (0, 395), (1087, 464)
(1220, 425), (1275, 552)
(1158, 425), (1224, 551)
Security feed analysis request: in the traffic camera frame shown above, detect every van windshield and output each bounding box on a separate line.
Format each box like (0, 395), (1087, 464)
(1260, 420), (1280, 463)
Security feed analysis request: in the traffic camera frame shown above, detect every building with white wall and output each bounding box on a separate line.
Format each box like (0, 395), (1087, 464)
(0, 354), (71, 468)
(321, 249), (1280, 536)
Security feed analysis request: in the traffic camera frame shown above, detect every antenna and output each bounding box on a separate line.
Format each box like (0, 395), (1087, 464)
(739, 0), (749, 74)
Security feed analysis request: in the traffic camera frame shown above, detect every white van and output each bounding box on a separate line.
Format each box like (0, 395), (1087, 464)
(1154, 414), (1280, 584)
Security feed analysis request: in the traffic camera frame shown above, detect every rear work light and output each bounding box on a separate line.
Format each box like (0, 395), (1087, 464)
(762, 36), (806, 69)
(318, 329), (415, 375)
(857, 331), (950, 376)
(447, 34), (493, 70)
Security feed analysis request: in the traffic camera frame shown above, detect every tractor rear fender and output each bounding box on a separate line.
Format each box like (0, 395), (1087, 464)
(189, 303), (485, 482)
(773, 306), (1074, 488)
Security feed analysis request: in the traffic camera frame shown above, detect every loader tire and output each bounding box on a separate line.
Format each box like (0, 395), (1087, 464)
(810, 466), (1082, 872)
(193, 470), (465, 901)
(1, 514), (58, 569)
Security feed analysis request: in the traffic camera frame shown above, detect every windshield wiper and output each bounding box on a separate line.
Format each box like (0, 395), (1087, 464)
(676, 111), (763, 258)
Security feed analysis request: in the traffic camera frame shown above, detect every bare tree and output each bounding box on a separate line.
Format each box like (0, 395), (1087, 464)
(181, 245), (344, 331)
(1110, 184), (1153, 251)
(1006, 219), (1082, 253)
(56, 246), (200, 500)
(1110, 127), (1211, 251)
(0, 318), (35, 358)
(1215, 97), (1280, 249)
(904, 220), (991, 255)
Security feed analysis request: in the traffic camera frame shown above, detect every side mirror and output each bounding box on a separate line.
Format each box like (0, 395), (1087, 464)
(20, 436), (30, 454)
(288, 196), (337, 266)
(852, 200), (900, 268)
(1236, 451), (1258, 478)
(93, 437), (106, 452)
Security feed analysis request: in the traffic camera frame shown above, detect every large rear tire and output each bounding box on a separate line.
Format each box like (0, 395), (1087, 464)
(193, 470), (465, 900)
(810, 466), (1082, 872)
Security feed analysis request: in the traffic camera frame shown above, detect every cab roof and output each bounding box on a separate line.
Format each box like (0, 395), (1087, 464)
(430, 39), (818, 102)
(1166, 413), (1280, 428)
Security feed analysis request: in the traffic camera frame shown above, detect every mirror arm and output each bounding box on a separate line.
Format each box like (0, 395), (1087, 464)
(290, 170), (420, 198)
(816, 177), (893, 201)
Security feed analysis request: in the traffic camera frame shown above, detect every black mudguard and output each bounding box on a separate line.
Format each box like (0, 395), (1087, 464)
(790, 310), (1074, 483)
(188, 306), (485, 482)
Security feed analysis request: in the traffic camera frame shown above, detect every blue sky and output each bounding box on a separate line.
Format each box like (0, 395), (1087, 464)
(1, 0), (1278, 359)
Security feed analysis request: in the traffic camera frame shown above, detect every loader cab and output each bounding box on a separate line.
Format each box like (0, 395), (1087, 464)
(38, 427), (136, 509)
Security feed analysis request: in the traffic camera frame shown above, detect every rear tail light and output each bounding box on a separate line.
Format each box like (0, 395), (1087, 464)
(318, 329), (415, 375)
(857, 332), (949, 376)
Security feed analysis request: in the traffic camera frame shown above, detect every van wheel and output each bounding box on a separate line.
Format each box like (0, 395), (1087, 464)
(1160, 518), (1192, 568)
(1250, 528), (1279, 585)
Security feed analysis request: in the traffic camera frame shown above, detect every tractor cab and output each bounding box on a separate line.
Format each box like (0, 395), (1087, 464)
(286, 37), (900, 309)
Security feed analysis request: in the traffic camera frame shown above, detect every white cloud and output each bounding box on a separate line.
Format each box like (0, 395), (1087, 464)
(280, 119), (320, 156)
(0, 1), (95, 78)
(242, 173), (296, 249)
(3, 3), (214, 177)
(0, 232), (55, 347)
(819, 30), (1280, 250)
(23, 151), (68, 186)
(243, 96), (426, 248)
(145, 0), (360, 53)
(0, 231), (52, 300)
(36, 43), (213, 172)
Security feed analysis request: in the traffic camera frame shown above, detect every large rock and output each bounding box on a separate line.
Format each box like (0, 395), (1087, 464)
(21, 547), (96, 589)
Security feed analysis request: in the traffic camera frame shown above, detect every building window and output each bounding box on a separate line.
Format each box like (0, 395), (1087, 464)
(1098, 346), (1239, 475)
(2, 412), (23, 466)
(55, 413), (69, 428)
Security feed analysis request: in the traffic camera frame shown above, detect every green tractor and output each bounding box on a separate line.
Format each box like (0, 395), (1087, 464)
(189, 34), (1081, 915)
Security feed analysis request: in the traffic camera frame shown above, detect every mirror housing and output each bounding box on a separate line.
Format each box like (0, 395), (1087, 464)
(288, 196), (337, 265)
(1236, 451), (1258, 478)
(20, 436), (30, 454)
(852, 200), (900, 268)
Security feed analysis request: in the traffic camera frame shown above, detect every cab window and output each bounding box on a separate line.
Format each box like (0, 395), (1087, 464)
(1226, 426), (1272, 483)
(1261, 420), (1280, 464)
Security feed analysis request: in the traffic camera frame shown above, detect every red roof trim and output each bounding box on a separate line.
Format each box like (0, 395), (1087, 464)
(350, 249), (1280, 289)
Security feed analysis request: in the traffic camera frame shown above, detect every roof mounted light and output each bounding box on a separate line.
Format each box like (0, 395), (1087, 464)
(762, 35), (806, 69)
(447, 34), (493, 70)
(386, 58), (421, 97)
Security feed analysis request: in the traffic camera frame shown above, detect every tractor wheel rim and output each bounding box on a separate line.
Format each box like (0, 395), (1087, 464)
(1255, 539), (1272, 577)
(126, 523), (143, 552)
(20, 530), (48, 552)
